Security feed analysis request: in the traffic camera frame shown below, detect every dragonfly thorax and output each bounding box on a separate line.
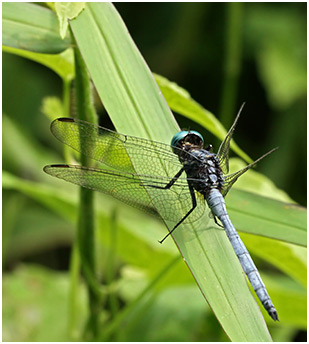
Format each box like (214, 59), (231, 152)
(171, 131), (224, 194)
(182, 149), (225, 195)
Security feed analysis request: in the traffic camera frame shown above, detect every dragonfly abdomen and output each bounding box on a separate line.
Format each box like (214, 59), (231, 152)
(206, 189), (278, 321)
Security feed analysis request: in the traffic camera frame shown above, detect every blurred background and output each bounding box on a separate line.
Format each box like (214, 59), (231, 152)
(3, 2), (306, 342)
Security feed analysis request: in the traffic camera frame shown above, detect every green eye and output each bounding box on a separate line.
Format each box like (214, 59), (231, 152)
(171, 130), (204, 152)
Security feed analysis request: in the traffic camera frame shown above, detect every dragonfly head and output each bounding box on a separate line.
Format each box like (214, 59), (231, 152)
(171, 130), (204, 154)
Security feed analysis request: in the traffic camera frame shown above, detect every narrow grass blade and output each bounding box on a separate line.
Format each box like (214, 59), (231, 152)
(227, 189), (306, 246)
(69, 3), (273, 340)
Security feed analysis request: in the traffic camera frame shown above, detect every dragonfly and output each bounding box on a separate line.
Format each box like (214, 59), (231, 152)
(44, 104), (278, 321)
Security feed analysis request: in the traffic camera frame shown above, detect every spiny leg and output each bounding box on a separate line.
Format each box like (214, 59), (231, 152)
(142, 167), (184, 190)
(158, 183), (197, 243)
(141, 167), (196, 243)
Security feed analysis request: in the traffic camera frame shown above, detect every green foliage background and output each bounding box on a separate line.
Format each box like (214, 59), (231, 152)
(3, 2), (306, 342)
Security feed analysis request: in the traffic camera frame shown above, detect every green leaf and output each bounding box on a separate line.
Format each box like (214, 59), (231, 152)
(2, 2), (71, 53)
(3, 197), (74, 263)
(69, 3), (272, 341)
(55, 2), (85, 39)
(3, 172), (77, 223)
(2, 115), (59, 179)
(2, 46), (74, 82)
(227, 189), (306, 247)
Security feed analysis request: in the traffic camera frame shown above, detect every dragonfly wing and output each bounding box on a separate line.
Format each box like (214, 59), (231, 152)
(50, 118), (184, 177)
(44, 164), (155, 214)
(217, 103), (245, 174)
(44, 164), (206, 224)
(221, 147), (278, 197)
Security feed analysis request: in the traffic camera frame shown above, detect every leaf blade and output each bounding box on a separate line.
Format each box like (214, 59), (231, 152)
(69, 3), (273, 340)
(3, 2), (71, 53)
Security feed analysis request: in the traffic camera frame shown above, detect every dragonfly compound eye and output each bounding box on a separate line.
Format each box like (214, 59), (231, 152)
(171, 130), (204, 153)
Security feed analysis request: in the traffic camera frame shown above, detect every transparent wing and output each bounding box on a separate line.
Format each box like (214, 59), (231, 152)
(217, 103), (245, 174)
(50, 118), (190, 178)
(44, 164), (206, 224)
(221, 147), (278, 197)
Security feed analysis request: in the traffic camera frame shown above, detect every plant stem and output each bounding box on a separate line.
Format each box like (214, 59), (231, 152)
(74, 44), (100, 339)
(67, 242), (80, 340)
(62, 79), (71, 117)
(62, 78), (73, 163)
(105, 208), (120, 318)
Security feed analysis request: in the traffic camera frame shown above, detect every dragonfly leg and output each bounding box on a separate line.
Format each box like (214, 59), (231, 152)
(214, 215), (224, 228)
(158, 183), (197, 244)
(143, 168), (184, 190)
